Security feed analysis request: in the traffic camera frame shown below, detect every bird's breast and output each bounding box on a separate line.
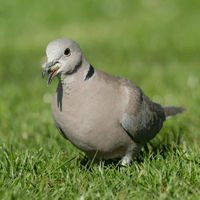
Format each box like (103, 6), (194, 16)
(50, 82), (128, 153)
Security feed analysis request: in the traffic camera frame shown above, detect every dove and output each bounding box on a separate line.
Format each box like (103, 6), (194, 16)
(42, 38), (186, 166)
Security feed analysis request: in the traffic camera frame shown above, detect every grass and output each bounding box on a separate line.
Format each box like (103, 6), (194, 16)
(0, 0), (200, 199)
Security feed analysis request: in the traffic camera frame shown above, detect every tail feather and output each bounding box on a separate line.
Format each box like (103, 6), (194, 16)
(162, 106), (187, 120)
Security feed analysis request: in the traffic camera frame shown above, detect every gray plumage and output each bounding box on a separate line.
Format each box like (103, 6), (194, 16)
(42, 38), (186, 166)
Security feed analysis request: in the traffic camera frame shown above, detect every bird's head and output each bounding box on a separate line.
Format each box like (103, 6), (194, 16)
(42, 38), (83, 86)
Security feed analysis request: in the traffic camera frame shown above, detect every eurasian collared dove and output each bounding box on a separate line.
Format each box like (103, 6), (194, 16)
(42, 38), (186, 166)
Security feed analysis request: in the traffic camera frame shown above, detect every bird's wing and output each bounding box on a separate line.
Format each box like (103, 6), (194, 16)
(120, 79), (166, 144)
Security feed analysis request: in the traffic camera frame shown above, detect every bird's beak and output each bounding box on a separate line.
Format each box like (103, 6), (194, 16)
(42, 60), (57, 78)
(42, 60), (61, 86)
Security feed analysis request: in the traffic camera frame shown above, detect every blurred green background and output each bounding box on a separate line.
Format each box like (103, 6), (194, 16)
(0, 0), (199, 198)
(1, 0), (199, 145)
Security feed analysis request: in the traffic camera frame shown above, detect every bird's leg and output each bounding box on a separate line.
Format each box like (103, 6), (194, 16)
(120, 144), (143, 173)
(120, 155), (132, 173)
(121, 155), (132, 166)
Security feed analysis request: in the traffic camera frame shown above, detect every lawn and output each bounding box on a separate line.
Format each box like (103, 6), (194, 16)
(0, 0), (199, 199)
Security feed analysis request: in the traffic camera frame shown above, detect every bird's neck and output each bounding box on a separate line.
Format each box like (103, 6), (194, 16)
(58, 61), (94, 94)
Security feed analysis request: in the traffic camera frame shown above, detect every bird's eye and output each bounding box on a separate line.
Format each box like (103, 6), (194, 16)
(64, 48), (70, 56)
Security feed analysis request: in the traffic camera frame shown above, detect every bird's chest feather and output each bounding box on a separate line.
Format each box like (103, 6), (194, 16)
(51, 91), (94, 140)
(51, 83), (122, 151)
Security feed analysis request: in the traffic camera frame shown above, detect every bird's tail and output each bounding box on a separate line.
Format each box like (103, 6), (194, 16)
(162, 106), (187, 120)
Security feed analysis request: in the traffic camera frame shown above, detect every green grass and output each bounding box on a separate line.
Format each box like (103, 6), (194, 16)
(0, 0), (200, 199)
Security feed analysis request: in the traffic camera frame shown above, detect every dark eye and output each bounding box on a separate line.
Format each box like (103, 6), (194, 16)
(64, 48), (70, 55)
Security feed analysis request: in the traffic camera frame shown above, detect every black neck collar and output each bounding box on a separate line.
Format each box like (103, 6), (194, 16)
(84, 65), (95, 81)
